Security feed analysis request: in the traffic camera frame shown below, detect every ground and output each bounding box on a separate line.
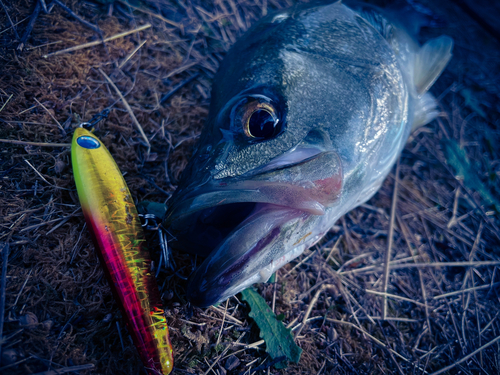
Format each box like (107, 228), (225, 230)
(0, 0), (499, 374)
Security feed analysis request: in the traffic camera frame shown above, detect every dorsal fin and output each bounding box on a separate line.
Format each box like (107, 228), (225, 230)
(414, 35), (453, 95)
(350, 4), (395, 40)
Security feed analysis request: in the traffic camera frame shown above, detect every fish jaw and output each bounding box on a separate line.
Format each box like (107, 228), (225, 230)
(186, 203), (318, 307)
(165, 150), (342, 306)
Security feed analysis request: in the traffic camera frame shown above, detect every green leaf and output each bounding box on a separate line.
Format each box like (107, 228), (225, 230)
(443, 139), (500, 213)
(240, 288), (302, 369)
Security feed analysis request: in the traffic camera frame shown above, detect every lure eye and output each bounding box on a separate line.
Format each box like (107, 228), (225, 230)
(77, 136), (101, 149)
(233, 98), (283, 141)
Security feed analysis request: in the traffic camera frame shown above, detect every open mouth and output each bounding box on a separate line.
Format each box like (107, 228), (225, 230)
(167, 202), (258, 258)
(168, 201), (309, 307)
(165, 150), (342, 307)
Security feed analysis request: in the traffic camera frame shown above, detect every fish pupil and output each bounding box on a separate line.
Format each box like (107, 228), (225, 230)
(248, 109), (278, 139)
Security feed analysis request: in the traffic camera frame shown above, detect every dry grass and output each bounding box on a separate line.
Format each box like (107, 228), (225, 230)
(1, 0), (499, 374)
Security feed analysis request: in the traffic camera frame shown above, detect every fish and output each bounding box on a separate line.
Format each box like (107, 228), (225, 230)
(164, 0), (453, 307)
(71, 127), (173, 374)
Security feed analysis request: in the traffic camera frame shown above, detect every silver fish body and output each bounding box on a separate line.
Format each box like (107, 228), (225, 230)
(165, 1), (453, 307)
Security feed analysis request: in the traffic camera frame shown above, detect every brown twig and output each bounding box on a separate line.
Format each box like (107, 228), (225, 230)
(23, 159), (71, 191)
(433, 283), (500, 300)
(118, 0), (181, 29)
(325, 319), (417, 367)
(0, 16), (29, 36)
(0, 94), (13, 113)
(17, 0), (41, 51)
(160, 73), (200, 104)
(295, 283), (336, 337)
(398, 213), (432, 335)
(53, 0), (100, 34)
(430, 334), (500, 375)
(0, 0), (19, 40)
(33, 98), (64, 132)
(382, 158), (400, 319)
(43, 23), (151, 58)
(0, 139), (71, 147)
(118, 40), (147, 69)
(99, 68), (151, 149)
(30, 363), (95, 375)
(0, 243), (9, 359)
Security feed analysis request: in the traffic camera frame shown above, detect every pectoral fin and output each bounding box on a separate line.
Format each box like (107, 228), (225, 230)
(412, 91), (439, 131)
(414, 35), (453, 95)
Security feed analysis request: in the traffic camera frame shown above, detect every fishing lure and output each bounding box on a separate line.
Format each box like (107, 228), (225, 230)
(71, 127), (173, 374)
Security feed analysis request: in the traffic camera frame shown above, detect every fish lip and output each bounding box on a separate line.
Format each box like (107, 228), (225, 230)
(188, 238), (307, 307)
(165, 150), (342, 224)
(186, 203), (309, 308)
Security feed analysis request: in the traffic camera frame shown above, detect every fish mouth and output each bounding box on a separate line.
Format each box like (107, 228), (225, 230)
(165, 149), (342, 307)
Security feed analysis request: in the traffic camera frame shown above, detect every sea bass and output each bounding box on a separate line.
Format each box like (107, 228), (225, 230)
(164, 1), (453, 307)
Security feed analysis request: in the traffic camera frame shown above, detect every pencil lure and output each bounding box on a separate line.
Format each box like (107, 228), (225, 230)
(71, 127), (173, 375)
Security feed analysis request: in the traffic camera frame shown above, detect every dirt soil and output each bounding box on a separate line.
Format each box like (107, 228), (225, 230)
(1, 0), (500, 374)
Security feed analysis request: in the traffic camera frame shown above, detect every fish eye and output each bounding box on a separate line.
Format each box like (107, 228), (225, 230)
(235, 99), (282, 141)
(246, 108), (280, 139)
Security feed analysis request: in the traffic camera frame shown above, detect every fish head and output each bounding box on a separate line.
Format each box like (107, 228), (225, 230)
(165, 2), (392, 307)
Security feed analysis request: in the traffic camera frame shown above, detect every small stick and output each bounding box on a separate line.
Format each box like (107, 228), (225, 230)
(468, 221), (483, 261)
(23, 159), (72, 191)
(118, 0), (181, 28)
(116, 321), (125, 351)
(43, 23), (151, 58)
(398, 214), (431, 335)
(447, 187), (461, 228)
(162, 61), (198, 80)
(247, 356), (286, 374)
(99, 68), (151, 148)
(295, 284), (336, 337)
(17, 0), (41, 51)
(284, 248), (317, 277)
(365, 289), (427, 307)
(382, 158), (400, 319)
(33, 98), (63, 131)
(12, 269), (32, 308)
(53, 0), (100, 34)
(24, 159), (52, 185)
(26, 40), (63, 51)
(325, 318), (416, 366)
(203, 331), (247, 375)
(433, 282), (499, 300)
(0, 119), (60, 126)
(30, 363), (95, 375)
(0, 243), (10, 358)
(0, 0), (19, 39)
(0, 16), (29, 36)
(209, 306), (244, 325)
(215, 299), (229, 348)
(271, 272), (277, 313)
(339, 261), (500, 275)
(429, 334), (500, 375)
(0, 139), (71, 147)
(160, 73), (200, 104)
(118, 40), (147, 69)
(0, 93), (13, 113)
